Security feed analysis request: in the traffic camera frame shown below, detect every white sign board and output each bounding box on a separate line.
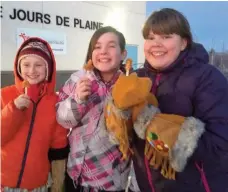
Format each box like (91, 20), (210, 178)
(17, 28), (67, 55)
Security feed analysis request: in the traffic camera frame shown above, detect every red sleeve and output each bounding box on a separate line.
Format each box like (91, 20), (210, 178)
(50, 122), (68, 149)
(1, 100), (26, 146)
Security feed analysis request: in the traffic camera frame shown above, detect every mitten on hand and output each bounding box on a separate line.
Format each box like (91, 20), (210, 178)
(142, 114), (205, 180)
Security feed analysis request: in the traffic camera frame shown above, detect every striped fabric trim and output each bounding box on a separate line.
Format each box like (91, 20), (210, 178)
(2, 185), (48, 192)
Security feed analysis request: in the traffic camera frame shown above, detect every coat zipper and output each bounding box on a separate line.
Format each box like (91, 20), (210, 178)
(16, 102), (38, 188)
(146, 73), (162, 192)
(151, 73), (161, 94)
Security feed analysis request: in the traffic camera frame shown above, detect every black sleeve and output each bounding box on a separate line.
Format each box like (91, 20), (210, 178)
(48, 144), (70, 161)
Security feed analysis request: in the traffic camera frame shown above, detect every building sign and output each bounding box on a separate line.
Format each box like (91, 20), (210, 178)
(17, 28), (67, 55)
(2, 6), (103, 30)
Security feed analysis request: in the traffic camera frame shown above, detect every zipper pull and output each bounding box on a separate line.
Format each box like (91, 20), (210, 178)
(155, 73), (161, 87)
(152, 73), (161, 94)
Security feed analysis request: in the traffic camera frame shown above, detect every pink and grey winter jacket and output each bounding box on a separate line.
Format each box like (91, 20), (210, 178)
(56, 69), (131, 191)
